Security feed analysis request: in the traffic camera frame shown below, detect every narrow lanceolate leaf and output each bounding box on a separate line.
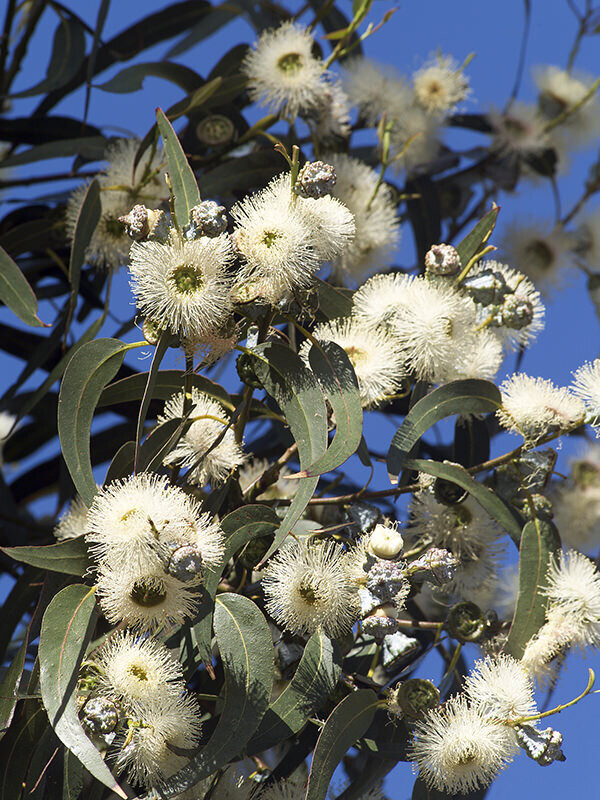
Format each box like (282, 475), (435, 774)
(98, 369), (232, 410)
(193, 504), (280, 667)
(39, 584), (126, 798)
(148, 594), (273, 799)
(1, 536), (90, 576)
(315, 277), (353, 321)
(58, 338), (134, 506)
(134, 330), (170, 472)
(295, 341), (362, 478)
(403, 458), (523, 545)
(68, 179), (101, 299)
(247, 631), (342, 755)
(0, 638), (28, 741)
(455, 205), (500, 269)
(0, 701), (48, 800)
(63, 748), (84, 800)
(305, 689), (379, 800)
(156, 107), (200, 229)
(387, 380), (501, 483)
(504, 517), (561, 659)
(247, 342), (328, 564)
(0, 245), (46, 327)
(96, 61), (201, 93)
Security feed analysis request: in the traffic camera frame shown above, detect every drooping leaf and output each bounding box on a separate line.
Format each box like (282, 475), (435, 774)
(387, 380), (501, 482)
(504, 517), (561, 659)
(0, 244), (46, 327)
(104, 441), (135, 485)
(0, 700), (49, 800)
(39, 584), (126, 797)
(68, 179), (101, 300)
(147, 594), (273, 799)
(0, 138), (107, 169)
(1, 537), (90, 576)
(455, 205), (500, 270)
(11, 18), (86, 98)
(247, 342), (328, 564)
(403, 458), (523, 545)
(305, 689), (379, 800)
(0, 639), (28, 741)
(96, 62), (201, 93)
(314, 278), (353, 321)
(156, 108), (200, 229)
(138, 417), (185, 473)
(247, 631), (342, 755)
(167, 6), (241, 57)
(98, 369), (232, 410)
(63, 748), (84, 800)
(299, 340), (363, 477)
(405, 175), (442, 264)
(58, 338), (135, 506)
(0, 116), (101, 146)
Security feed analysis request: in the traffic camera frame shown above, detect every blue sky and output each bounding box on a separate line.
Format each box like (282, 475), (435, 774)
(2, 1), (599, 798)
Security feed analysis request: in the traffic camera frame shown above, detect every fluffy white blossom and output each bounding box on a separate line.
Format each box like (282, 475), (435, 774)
(301, 316), (407, 408)
(242, 21), (325, 119)
(572, 359), (600, 420)
(535, 65), (600, 149)
(544, 549), (600, 649)
(308, 79), (352, 140)
(497, 373), (586, 445)
(465, 655), (537, 721)
(262, 539), (359, 637)
(412, 54), (470, 116)
(159, 388), (245, 486)
(343, 57), (409, 127)
(574, 206), (600, 272)
(409, 695), (518, 794)
(488, 102), (551, 166)
(549, 446), (600, 553)
(500, 219), (573, 291)
(129, 229), (234, 340)
(521, 609), (574, 686)
(54, 494), (88, 541)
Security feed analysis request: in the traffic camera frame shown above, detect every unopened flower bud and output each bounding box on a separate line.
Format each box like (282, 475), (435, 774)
(166, 544), (203, 582)
(119, 206), (168, 241)
(296, 160), (337, 198)
(196, 114), (235, 146)
(363, 608), (400, 642)
(185, 200), (228, 239)
(462, 267), (510, 305)
(81, 696), (119, 735)
(367, 559), (409, 602)
(424, 243), (461, 276)
(368, 524), (404, 560)
(501, 294), (535, 329)
(515, 724), (566, 766)
(446, 600), (486, 642)
(408, 547), (459, 585)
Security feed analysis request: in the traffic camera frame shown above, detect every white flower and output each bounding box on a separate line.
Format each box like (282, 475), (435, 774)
(342, 57), (409, 127)
(95, 630), (184, 705)
(387, 102), (441, 172)
(499, 219), (573, 291)
(54, 494), (88, 541)
(262, 539), (360, 638)
(544, 549), (600, 649)
(298, 193), (355, 262)
(307, 79), (351, 140)
(574, 206), (600, 272)
(409, 695), (518, 794)
(367, 523), (404, 560)
(159, 388), (245, 486)
(412, 54), (470, 116)
(301, 316), (407, 408)
(465, 655), (537, 721)
(353, 272), (414, 329)
(521, 609), (574, 686)
(535, 65), (600, 148)
(322, 154), (400, 283)
(242, 21), (325, 119)
(572, 359), (600, 420)
(487, 102), (551, 165)
(129, 229), (234, 340)
(95, 564), (202, 631)
(549, 445), (600, 553)
(497, 373), (586, 445)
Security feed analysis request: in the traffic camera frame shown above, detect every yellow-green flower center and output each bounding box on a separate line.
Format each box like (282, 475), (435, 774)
(524, 239), (554, 270)
(262, 230), (281, 247)
(128, 663), (149, 681)
(277, 52), (303, 74)
(130, 580), (166, 607)
(171, 264), (203, 294)
(344, 345), (368, 368)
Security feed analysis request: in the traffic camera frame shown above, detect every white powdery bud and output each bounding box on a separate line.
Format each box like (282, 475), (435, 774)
(184, 200), (228, 239)
(515, 723), (565, 765)
(81, 695), (120, 736)
(412, 54), (470, 117)
(300, 316), (407, 408)
(119, 205), (168, 242)
(499, 219), (573, 292)
(366, 559), (410, 604)
(129, 229), (234, 340)
(95, 563), (202, 632)
(572, 359), (600, 422)
(535, 65), (600, 149)
(159, 388), (245, 486)
(497, 373), (586, 445)
(368, 523), (404, 560)
(262, 539), (360, 638)
(296, 160), (337, 198)
(94, 630), (184, 706)
(544, 549), (600, 649)
(408, 547), (459, 585)
(242, 21), (325, 120)
(362, 610), (400, 642)
(424, 243), (461, 276)
(409, 695), (518, 794)
(464, 655), (537, 722)
(54, 494), (88, 541)
(322, 153), (400, 283)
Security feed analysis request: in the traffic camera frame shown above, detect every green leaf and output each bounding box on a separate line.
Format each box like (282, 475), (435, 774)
(455, 205), (500, 269)
(39, 584), (126, 798)
(156, 107), (201, 229)
(166, 6), (241, 57)
(314, 278), (353, 321)
(386, 380), (501, 482)
(247, 631), (342, 755)
(98, 369), (232, 410)
(149, 594), (273, 799)
(134, 331), (170, 472)
(299, 340), (363, 477)
(198, 150), (283, 197)
(305, 689), (379, 800)
(63, 748), (84, 800)
(11, 19), (86, 98)
(0, 638), (27, 741)
(1, 536), (90, 576)
(69, 179), (101, 299)
(0, 137), (107, 168)
(247, 342), (328, 564)
(58, 338), (134, 506)
(138, 417), (185, 473)
(0, 244), (46, 327)
(403, 458), (523, 545)
(104, 441), (135, 485)
(96, 62), (201, 93)
(192, 504), (280, 667)
(504, 517), (561, 659)
(0, 701), (49, 800)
